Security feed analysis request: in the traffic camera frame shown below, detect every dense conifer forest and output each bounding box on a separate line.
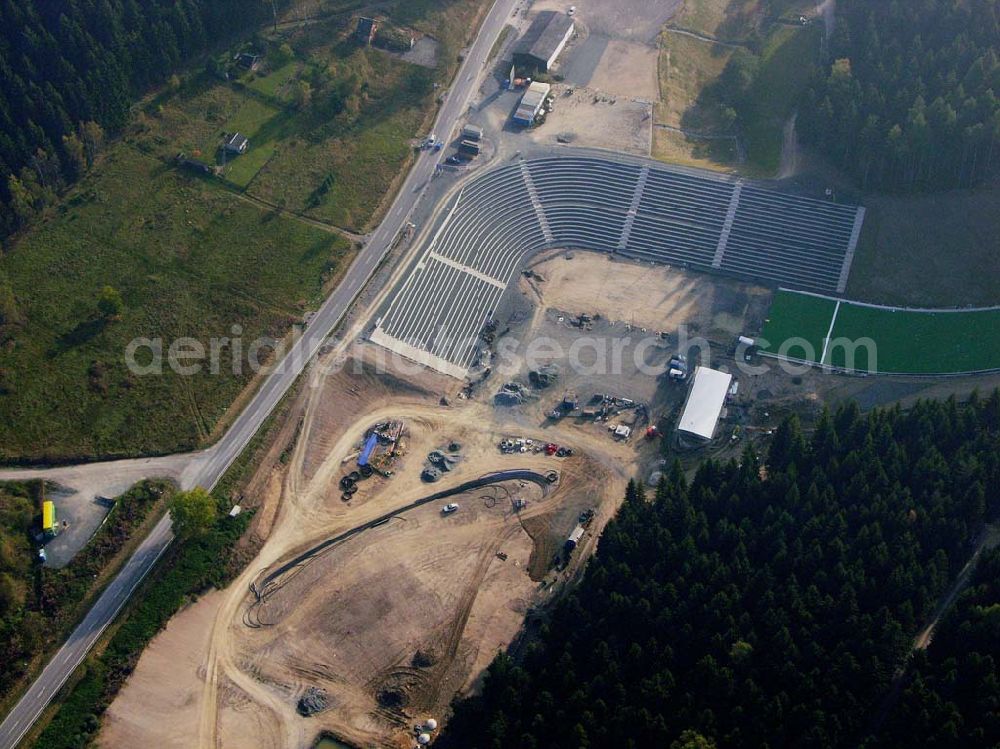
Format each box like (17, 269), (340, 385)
(800, 0), (1000, 191)
(0, 0), (280, 239)
(877, 545), (1000, 747)
(441, 395), (1000, 748)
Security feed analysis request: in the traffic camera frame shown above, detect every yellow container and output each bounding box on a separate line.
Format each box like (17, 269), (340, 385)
(42, 500), (56, 532)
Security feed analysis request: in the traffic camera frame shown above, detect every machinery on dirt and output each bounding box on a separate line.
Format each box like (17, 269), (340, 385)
(339, 420), (408, 499)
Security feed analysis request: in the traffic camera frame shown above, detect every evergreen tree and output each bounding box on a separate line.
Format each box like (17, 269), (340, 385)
(799, 0), (1000, 191)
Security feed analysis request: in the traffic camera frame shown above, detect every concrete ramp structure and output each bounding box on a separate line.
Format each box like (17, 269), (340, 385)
(372, 155), (865, 379)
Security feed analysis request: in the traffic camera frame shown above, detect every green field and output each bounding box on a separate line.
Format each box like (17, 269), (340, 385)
(0, 150), (351, 461)
(242, 44), (431, 229)
(245, 59), (303, 99)
(143, 25), (435, 215)
(760, 290), (1000, 374)
(133, 0), (491, 230)
(759, 288), (837, 361)
(0, 0), (492, 462)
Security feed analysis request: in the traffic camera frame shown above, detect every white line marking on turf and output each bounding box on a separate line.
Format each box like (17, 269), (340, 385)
(820, 300), (841, 366)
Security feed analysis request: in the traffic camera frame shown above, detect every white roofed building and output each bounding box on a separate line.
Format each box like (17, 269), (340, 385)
(677, 366), (733, 441)
(513, 81), (551, 126)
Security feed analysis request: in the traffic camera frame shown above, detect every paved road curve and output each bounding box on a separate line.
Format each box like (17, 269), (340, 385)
(0, 1), (519, 745)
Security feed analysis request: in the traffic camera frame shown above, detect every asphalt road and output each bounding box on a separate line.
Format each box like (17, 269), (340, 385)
(0, 1), (520, 745)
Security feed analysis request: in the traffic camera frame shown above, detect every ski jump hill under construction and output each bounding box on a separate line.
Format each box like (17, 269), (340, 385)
(371, 154), (867, 378)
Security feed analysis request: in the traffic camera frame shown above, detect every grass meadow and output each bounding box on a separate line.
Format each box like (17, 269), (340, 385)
(0, 0), (491, 461)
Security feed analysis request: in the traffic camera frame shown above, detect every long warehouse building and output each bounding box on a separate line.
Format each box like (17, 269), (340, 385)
(513, 10), (574, 72)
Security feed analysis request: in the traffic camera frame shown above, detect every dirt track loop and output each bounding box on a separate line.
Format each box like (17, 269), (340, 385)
(246, 468), (558, 623)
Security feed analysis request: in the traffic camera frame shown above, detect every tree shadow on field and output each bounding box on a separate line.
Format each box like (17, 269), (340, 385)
(52, 317), (108, 356)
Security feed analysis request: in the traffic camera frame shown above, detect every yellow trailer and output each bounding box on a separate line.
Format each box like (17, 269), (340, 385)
(42, 500), (57, 536)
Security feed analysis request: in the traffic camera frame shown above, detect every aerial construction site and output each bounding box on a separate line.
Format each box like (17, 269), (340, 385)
(99, 355), (625, 748)
(96, 241), (796, 749)
(73, 0), (939, 746)
(5, 0), (1000, 747)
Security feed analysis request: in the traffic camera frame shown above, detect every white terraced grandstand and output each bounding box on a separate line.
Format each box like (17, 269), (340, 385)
(371, 155), (866, 378)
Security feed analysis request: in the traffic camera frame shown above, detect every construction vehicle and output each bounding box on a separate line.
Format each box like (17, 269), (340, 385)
(548, 389), (578, 419)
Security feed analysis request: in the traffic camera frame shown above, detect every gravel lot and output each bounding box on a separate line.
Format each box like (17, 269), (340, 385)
(532, 0), (681, 42)
(524, 84), (652, 155)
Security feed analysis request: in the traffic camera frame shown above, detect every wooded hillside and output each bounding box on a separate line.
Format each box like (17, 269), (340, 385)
(0, 0), (279, 239)
(441, 395), (1000, 748)
(877, 544), (1000, 747)
(800, 0), (1000, 191)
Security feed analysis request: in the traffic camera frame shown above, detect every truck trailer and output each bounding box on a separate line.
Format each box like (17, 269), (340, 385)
(461, 124), (484, 141)
(458, 139), (482, 156)
(564, 524), (585, 551)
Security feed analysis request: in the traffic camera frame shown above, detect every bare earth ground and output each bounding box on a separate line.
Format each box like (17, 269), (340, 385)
(103, 252), (772, 749)
(585, 40), (660, 101)
(472, 0), (671, 157)
(525, 250), (770, 336)
(526, 83), (652, 155)
(99, 590), (225, 749)
(99, 337), (629, 749)
(532, 0), (681, 42)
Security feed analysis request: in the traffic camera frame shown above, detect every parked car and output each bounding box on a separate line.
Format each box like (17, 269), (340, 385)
(446, 155), (462, 165)
(442, 503), (459, 514)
